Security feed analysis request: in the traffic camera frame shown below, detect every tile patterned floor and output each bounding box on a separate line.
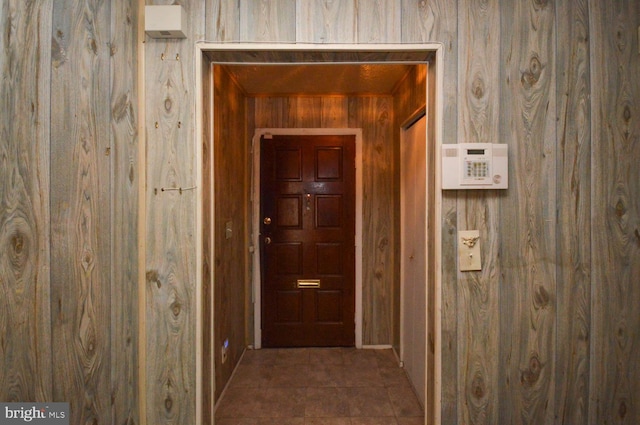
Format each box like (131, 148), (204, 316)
(215, 347), (424, 425)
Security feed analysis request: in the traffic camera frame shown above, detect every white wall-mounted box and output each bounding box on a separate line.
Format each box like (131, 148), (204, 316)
(145, 5), (187, 39)
(442, 143), (508, 189)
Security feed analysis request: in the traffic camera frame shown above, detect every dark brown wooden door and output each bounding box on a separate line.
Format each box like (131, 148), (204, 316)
(260, 134), (355, 347)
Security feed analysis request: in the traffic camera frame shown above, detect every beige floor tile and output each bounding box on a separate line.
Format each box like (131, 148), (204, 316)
(241, 349), (279, 365)
(350, 417), (398, 424)
(262, 387), (307, 417)
(216, 387), (268, 418)
(276, 348), (311, 365)
(269, 364), (311, 387)
(396, 417), (425, 425)
(342, 348), (379, 368)
(375, 349), (399, 368)
(229, 364), (273, 388)
(304, 387), (350, 417)
(308, 347), (348, 365)
(216, 418), (306, 425)
(336, 364), (384, 387)
(344, 386), (395, 417)
(305, 418), (352, 425)
(387, 386), (424, 417)
(379, 366), (412, 388)
(215, 348), (424, 424)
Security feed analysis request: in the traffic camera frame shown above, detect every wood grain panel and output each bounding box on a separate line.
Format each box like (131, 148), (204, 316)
(0, 0), (53, 403)
(288, 97), (323, 128)
(296, 0), (356, 43)
(144, 1), (204, 423)
(110, 1), (139, 424)
(50, 1), (112, 423)
(348, 96), (394, 345)
(254, 97), (285, 128)
(499, 1), (557, 424)
(555, 0), (591, 423)
(320, 97), (349, 128)
(357, 0), (401, 43)
(456, 0), (501, 423)
(213, 65), (248, 401)
(205, 0), (239, 41)
(240, 0), (296, 42)
(589, 1), (640, 423)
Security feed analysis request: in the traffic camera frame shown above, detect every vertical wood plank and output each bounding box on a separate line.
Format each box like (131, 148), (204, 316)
(357, 0), (401, 43)
(555, 0), (591, 423)
(50, 1), (112, 424)
(456, 0), (501, 423)
(499, 1), (557, 424)
(348, 96), (395, 345)
(296, 0), (356, 43)
(589, 1), (640, 423)
(401, 0), (459, 422)
(254, 97), (285, 128)
(110, 1), (139, 423)
(144, 0), (204, 423)
(320, 97), (349, 128)
(0, 0), (53, 403)
(205, 0), (239, 41)
(289, 97), (322, 128)
(239, 0), (296, 42)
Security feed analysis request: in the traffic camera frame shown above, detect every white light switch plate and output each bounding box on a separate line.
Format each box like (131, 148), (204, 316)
(458, 230), (481, 271)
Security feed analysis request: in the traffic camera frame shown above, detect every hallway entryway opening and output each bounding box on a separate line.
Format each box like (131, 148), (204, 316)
(196, 44), (443, 425)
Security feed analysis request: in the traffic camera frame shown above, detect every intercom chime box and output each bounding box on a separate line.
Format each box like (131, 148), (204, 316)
(442, 143), (508, 189)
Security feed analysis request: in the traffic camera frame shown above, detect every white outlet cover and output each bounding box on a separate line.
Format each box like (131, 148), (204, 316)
(458, 230), (482, 271)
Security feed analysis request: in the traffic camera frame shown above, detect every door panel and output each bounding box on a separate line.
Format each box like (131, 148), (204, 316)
(261, 134), (355, 347)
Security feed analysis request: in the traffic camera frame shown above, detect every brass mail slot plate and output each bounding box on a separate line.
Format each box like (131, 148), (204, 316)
(297, 279), (320, 288)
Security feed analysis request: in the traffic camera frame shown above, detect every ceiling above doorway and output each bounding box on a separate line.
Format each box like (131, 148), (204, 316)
(204, 47), (435, 96)
(222, 64), (414, 96)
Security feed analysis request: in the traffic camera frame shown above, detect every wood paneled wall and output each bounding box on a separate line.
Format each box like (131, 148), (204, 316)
(212, 66), (249, 401)
(2, 1), (639, 425)
(589, 1), (640, 423)
(149, 0), (640, 423)
(252, 95), (395, 345)
(1, 1), (139, 425)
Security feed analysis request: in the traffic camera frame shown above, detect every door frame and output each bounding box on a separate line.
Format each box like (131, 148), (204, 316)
(251, 128), (363, 349)
(195, 43), (444, 425)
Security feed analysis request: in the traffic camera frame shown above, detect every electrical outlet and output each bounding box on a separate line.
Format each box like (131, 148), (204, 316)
(221, 338), (229, 364)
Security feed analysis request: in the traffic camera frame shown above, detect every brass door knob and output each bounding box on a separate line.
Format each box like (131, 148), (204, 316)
(263, 217), (272, 225)
(264, 236), (272, 245)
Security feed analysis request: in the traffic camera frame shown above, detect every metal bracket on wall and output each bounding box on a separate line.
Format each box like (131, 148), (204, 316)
(153, 186), (197, 195)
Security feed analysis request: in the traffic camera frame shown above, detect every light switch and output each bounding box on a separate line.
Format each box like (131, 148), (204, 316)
(458, 230), (481, 271)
